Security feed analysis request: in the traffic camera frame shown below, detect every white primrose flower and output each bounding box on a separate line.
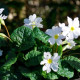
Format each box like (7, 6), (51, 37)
(24, 14), (43, 29)
(59, 17), (80, 40)
(0, 49), (3, 56)
(0, 8), (7, 26)
(40, 52), (60, 73)
(46, 26), (64, 45)
(66, 40), (76, 49)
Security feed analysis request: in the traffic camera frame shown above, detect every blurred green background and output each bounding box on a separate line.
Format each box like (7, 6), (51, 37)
(0, 0), (80, 35)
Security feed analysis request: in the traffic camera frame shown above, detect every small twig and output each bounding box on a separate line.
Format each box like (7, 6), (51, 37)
(3, 24), (10, 38)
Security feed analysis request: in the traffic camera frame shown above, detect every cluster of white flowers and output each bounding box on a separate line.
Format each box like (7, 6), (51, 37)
(24, 15), (80, 73)
(0, 8), (7, 26)
(40, 17), (80, 73)
(59, 17), (80, 40)
(24, 15), (79, 49)
(45, 17), (80, 49)
(24, 14), (43, 29)
(40, 52), (60, 73)
(59, 17), (80, 49)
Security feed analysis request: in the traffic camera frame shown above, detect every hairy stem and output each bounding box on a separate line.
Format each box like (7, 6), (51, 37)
(3, 25), (10, 38)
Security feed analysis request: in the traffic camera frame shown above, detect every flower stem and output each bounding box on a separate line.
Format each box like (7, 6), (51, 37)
(3, 24), (10, 38)
(56, 45), (58, 52)
(6, 36), (12, 41)
(63, 49), (70, 54)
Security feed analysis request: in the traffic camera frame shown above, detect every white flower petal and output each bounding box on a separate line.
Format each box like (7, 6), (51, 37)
(44, 52), (51, 59)
(73, 31), (78, 39)
(52, 26), (62, 34)
(56, 39), (62, 45)
(43, 65), (47, 71)
(73, 17), (79, 28)
(45, 29), (54, 37)
(1, 15), (7, 19)
(51, 63), (58, 72)
(66, 40), (76, 49)
(59, 23), (69, 37)
(46, 67), (51, 73)
(40, 59), (47, 65)
(29, 14), (36, 22)
(58, 35), (65, 39)
(67, 16), (72, 27)
(0, 8), (4, 14)
(48, 37), (55, 45)
(24, 25), (32, 29)
(59, 23), (65, 28)
(52, 53), (60, 62)
(66, 32), (74, 40)
(35, 17), (42, 23)
(43, 64), (51, 73)
(72, 28), (80, 38)
(36, 23), (43, 28)
(75, 28), (80, 36)
(24, 18), (30, 24)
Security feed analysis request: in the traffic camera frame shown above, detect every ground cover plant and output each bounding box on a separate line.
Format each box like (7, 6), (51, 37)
(0, 8), (80, 80)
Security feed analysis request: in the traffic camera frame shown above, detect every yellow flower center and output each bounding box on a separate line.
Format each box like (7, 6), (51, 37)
(68, 42), (71, 46)
(32, 22), (35, 25)
(32, 21), (36, 28)
(54, 34), (59, 39)
(70, 26), (75, 31)
(47, 59), (52, 64)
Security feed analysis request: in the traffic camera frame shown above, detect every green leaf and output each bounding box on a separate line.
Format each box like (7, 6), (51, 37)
(38, 45), (52, 53)
(64, 56), (80, 72)
(33, 27), (50, 43)
(58, 45), (63, 56)
(0, 66), (22, 80)
(42, 71), (59, 80)
(57, 60), (74, 79)
(71, 45), (80, 50)
(19, 67), (38, 80)
(1, 73), (18, 80)
(0, 33), (8, 47)
(24, 50), (42, 67)
(1, 52), (17, 70)
(10, 26), (35, 51)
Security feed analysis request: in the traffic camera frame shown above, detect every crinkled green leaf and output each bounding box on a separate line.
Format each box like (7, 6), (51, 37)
(38, 45), (52, 53)
(64, 56), (80, 72)
(42, 71), (59, 80)
(1, 73), (18, 80)
(0, 67), (22, 80)
(10, 26), (35, 51)
(57, 60), (74, 79)
(19, 67), (38, 80)
(1, 52), (17, 70)
(33, 27), (50, 43)
(24, 50), (42, 67)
